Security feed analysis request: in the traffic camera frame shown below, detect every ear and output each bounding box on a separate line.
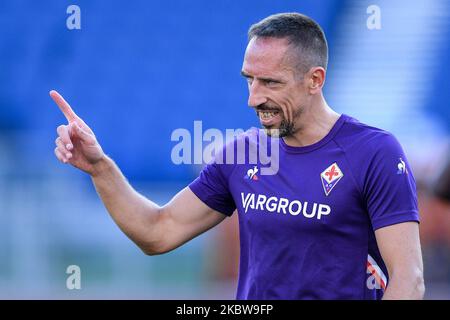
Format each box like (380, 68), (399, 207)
(308, 67), (326, 94)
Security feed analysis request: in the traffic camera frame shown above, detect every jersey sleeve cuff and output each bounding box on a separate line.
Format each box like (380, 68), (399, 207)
(371, 210), (420, 231)
(188, 183), (236, 217)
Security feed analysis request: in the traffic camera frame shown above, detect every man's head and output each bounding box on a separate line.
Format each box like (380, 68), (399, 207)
(241, 13), (328, 137)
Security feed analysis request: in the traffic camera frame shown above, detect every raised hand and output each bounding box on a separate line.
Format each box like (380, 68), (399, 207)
(50, 90), (105, 175)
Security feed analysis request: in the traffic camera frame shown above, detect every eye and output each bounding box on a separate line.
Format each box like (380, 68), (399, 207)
(263, 79), (279, 87)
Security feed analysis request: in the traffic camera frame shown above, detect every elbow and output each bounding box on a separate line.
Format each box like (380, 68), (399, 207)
(407, 265), (425, 299)
(136, 208), (172, 256)
(403, 268), (425, 299)
(139, 242), (167, 256)
(140, 246), (162, 256)
(138, 240), (174, 256)
(414, 272), (426, 299)
(385, 268), (425, 299)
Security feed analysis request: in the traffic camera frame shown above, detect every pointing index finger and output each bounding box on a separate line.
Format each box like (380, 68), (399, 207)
(50, 90), (78, 123)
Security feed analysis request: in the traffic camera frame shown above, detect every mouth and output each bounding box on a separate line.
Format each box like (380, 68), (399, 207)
(257, 109), (281, 127)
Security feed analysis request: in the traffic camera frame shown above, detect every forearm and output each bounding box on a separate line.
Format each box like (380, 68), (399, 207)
(382, 272), (425, 300)
(90, 156), (164, 254)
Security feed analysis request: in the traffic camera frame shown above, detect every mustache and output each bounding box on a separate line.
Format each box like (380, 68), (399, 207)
(255, 103), (280, 112)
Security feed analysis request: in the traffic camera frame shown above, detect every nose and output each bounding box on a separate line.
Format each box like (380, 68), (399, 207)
(247, 82), (267, 108)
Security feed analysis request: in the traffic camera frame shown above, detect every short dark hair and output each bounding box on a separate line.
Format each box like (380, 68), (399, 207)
(248, 13), (328, 74)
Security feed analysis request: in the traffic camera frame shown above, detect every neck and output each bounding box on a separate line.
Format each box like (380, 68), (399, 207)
(282, 95), (340, 147)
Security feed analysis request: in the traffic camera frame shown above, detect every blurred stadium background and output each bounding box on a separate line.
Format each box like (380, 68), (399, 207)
(0, 0), (449, 299)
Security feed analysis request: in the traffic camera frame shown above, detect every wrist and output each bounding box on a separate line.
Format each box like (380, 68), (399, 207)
(90, 155), (113, 178)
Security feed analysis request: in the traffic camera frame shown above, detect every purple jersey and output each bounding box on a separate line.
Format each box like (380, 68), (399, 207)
(189, 114), (419, 300)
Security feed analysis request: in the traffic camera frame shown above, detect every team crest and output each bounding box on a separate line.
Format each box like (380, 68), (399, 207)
(320, 162), (344, 196)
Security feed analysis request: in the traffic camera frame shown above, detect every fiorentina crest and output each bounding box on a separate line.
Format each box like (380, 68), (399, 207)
(320, 162), (344, 196)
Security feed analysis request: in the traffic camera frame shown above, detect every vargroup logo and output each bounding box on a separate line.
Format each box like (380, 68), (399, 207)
(245, 166), (259, 181)
(240, 192), (331, 218)
(397, 158), (408, 175)
(320, 163), (344, 196)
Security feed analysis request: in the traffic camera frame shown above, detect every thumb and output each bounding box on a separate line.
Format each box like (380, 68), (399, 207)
(72, 122), (95, 144)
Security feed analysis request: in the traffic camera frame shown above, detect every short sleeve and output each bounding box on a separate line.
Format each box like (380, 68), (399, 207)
(189, 161), (236, 216)
(363, 134), (420, 230)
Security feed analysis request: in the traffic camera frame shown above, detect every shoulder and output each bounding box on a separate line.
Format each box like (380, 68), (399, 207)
(334, 115), (405, 157)
(333, 115), (411, 191)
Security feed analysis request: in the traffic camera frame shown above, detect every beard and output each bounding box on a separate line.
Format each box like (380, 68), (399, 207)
(264, 119), (295, 138)
(257, 103), (302, 138)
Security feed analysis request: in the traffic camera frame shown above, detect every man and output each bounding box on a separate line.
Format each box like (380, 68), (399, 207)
(51, 13), (425, 299)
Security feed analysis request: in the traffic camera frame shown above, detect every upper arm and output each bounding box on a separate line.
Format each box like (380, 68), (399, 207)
(157, 187), (227, 253)
(375, 221), (424, 298)
(375, 221), (423, 276)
